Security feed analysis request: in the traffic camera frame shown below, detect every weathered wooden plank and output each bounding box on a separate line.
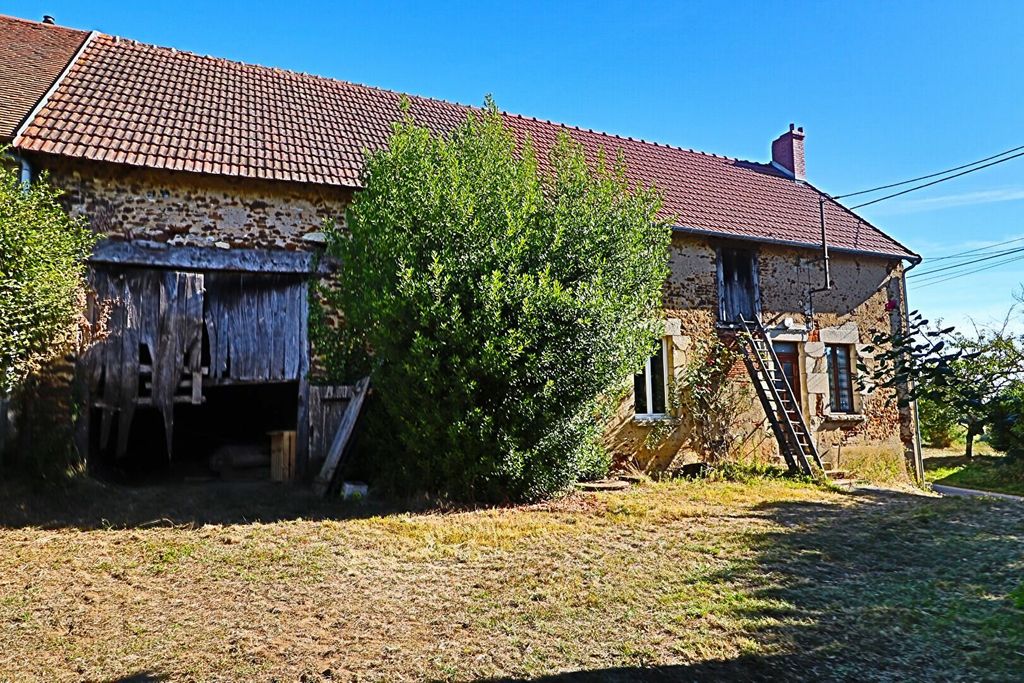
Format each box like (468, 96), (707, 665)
(294, 285), (311, 477)
(91, 240), (332, 274)
(115, 271), (143, 458)
(99, 273), (127, 450)
(282, 282), (300, 380)
(313, 376), (369, 497)
(216, 275), (233, 379)
(257, 281), (273, 381)
(308, 385), (322, 462)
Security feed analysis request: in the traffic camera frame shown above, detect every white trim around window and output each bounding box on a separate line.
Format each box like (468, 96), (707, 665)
(634, 339), (670, 418)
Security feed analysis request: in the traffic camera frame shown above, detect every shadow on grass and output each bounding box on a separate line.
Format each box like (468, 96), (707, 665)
(489, 487), (1024, 682)
(696, 488), (1023, 680)
(0, 477), (409, 529)
(106, 672), (170, 683)
(483, 655), (798, 682)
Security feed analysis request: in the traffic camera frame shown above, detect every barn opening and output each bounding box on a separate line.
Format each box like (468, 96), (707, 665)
(80, 245), (315, 483)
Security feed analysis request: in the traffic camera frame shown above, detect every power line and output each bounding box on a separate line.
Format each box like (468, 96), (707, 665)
(834, 144), (1024, 200)
(910, 245), (1024, 279)
(925, 235), (1024, 261)
(912, 248), (1024, 284)
(848, 150), (1024, 210)
(912, 252), (1024, 289)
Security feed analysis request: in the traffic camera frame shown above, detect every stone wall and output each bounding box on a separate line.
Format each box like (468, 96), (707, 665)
(605, 233), (917, 479)
(37, 156), (353, 250)
(30, 155), (917, 479)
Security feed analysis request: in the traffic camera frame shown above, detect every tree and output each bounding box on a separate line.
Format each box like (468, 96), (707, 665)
(943, 320), (1024, 457)
(988, 382), (1024, 462)
(318, 101), (670, 501)
(862, 310), (1024, 458)
(0, 156), (96, 396)
(917, 394), (962, 447)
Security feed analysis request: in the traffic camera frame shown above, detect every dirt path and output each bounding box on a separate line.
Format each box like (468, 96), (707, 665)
(932, 483), (1024, 501)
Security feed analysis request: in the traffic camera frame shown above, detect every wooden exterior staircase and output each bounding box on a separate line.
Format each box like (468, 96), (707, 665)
(735, 317), (824, 477)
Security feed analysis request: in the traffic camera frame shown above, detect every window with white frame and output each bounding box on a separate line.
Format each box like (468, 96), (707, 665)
(634, 340), (669, 417)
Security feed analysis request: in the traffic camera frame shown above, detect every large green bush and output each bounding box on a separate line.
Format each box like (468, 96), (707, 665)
(0, 158), (95, 396)
(918, 395), (963, 448)
(319, 102), (670, 501)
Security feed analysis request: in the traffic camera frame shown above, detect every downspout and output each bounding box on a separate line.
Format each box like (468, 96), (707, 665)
(10, 152), (32, 187)
(807, 196), (833, 321)
(900, 257), (925, 484)
(2, 149), (33, 188)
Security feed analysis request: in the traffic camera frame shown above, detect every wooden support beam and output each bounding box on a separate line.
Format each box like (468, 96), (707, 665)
(191, 371), (203, 405)
(313, 377), (370, 497)
(90, 240), (336, 274)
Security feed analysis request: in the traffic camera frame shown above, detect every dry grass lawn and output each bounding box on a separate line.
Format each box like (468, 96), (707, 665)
(1, 476), (1022, 682)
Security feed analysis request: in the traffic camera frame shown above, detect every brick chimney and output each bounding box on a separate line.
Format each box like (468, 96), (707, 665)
(771, 123), (805, 180)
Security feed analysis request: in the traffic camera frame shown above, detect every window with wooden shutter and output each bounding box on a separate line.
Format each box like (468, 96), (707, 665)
(826, 344), (855, 413)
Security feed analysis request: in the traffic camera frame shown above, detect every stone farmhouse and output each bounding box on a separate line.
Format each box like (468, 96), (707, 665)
(1, 14), (922, 484)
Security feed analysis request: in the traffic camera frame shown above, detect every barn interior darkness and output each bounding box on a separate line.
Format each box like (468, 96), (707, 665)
(91, 382), (298, 482)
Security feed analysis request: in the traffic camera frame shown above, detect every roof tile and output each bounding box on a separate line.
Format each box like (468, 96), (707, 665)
(5, 15), (914, 259)
(0, 15), (88, 139)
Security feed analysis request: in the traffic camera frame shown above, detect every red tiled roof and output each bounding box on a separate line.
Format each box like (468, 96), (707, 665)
(7, 15), (916, 260)
(0, 15), (88, 139)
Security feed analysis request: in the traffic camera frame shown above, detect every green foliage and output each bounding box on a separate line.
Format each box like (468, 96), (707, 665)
(678, 335), (746, 463)
(918, 395), (963, 447)
(0, 155), (95, 396)
(1011, 582), (1024, 610)
(318, 101), (670, 501)
(988, 383), (1024, 462)
(862, 310), (1024, 456)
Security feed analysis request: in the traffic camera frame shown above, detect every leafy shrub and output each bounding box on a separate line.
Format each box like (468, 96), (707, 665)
(0, 157), (95, 396)
(918, 395), (963, 447)
(318, 101), (670, 502)
(988, 384), (1024, 462)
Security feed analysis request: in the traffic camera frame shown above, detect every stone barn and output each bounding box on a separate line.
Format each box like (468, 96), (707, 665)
(1, 14), (922, 483)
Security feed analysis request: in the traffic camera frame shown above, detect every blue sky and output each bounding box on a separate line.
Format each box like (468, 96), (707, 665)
(9, 0), (1024, 329)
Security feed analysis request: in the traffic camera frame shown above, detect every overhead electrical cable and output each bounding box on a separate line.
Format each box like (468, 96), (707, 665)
(833, 144), (1024, 200)
(909, 245), (1024, 279)
(847, 150), (1024, 210)
(924, 235), (1024, 261)
(912, 253), (1024, 289)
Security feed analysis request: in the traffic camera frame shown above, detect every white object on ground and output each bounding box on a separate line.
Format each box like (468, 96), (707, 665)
(341, 482), (369, 500)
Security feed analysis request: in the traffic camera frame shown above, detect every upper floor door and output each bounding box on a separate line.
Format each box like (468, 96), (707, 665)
(717, 247), (760, 323)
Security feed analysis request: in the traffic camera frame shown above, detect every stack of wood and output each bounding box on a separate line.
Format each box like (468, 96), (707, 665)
(269, 430), (296, 483)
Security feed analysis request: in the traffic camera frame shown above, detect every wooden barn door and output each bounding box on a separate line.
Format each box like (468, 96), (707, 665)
(307, 385), (355, 475)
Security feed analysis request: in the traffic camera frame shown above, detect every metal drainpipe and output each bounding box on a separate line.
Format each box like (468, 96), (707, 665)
(808, 196), (833, 319)
(6, 151), (32, 187)
(19, 156), (31, 186)
(900, 258), (925, 484)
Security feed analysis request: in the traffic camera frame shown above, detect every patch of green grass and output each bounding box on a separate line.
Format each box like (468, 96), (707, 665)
(925, 450), (1024, 496)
